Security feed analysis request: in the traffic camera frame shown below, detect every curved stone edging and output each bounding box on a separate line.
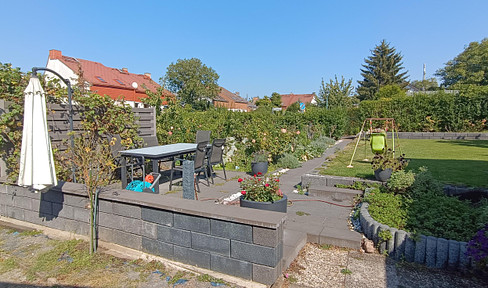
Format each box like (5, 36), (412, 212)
(360, 188), (471, 270)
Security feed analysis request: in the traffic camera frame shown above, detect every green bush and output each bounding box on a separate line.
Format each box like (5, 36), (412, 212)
(365, 168), (488, 242)
(277, 153), (301, 169)
(386, 170), (416, 194)
(364, 188), (409, 230)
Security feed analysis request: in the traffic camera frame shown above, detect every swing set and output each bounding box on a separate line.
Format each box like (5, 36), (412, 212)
(347, 118), (401, 168)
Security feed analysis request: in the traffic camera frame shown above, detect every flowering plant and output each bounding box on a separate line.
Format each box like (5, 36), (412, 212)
(371, 149), (408, 171)
(466, 224), (488, 272)
(238, 173), (282, 202)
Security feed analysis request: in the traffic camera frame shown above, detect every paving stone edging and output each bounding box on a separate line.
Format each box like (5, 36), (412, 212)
(360, 188), (471, 270)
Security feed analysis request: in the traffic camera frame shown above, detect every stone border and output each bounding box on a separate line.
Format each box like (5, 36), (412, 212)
(359, 188), (471, 270)
(0, 182), (285, 285)
(390, 132), (488, 140)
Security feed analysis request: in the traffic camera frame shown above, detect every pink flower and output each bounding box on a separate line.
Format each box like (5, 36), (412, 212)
(238, 178), (243, 183)
(277, 189), (283, 196)
(296, 130), (300, 135)
(168, 131), (173, 136)
(251, 139), (256, 143)
(281, 128), (287, 133)
(241, 190), (246, 195)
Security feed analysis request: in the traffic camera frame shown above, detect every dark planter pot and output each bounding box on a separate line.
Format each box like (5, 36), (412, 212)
(240, 195), (287, 213)
(374, 168), (393, 182)
(251, 161), (268, 175)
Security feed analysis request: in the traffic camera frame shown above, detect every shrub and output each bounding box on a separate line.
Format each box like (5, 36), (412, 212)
(408, 166), (444, 197)
(364, 188), (409, 230)
(277, 153), (301, 169)
(386, 170), (416, 194)
(466, 224), (488, 272)
(371, 149), (408, 171)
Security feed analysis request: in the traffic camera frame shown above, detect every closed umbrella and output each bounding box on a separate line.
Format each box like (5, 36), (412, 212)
(17, 75), (57, 191)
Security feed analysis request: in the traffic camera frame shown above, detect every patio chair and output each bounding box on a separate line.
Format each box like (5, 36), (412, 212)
(207, 138), (227, 184)
(195, 130), (211, 143)
(169, 141), (209, 192)
(141, 135), (159, 147)
(107, 134), (145, 184)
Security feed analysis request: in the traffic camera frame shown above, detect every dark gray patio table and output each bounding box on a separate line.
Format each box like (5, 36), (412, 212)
(120, 143), (197, 194)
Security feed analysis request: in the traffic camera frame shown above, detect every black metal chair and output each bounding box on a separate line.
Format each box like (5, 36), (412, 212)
(207, 138), (227, 184)
(169, 141), (209, 192)
(107, 134), (145, 184)
(195, 130), (211, 143)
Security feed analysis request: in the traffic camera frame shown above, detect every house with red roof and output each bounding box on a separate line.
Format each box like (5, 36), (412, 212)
(280, 93), (316, 110)
(45, 49), (171, 107)
(213, 87), (252, 112)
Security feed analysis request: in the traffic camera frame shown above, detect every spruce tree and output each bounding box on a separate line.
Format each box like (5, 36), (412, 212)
(357, 40), (408, 100)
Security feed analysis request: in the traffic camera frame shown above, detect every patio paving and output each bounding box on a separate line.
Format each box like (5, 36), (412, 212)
(145, 137), (361, 271)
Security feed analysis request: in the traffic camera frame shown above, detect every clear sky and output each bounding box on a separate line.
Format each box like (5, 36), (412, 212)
(1, 0), (487, 99)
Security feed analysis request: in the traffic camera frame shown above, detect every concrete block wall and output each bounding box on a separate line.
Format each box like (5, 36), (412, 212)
(359, 189), (471, 270)
(388, 132), (488, 140)
(0, 182), (285, 285)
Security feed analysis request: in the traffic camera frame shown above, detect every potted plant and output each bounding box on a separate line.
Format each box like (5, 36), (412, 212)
(371, 149), (408, 182)
(251, 151), (269, 176)
(238, 173), (287, 213)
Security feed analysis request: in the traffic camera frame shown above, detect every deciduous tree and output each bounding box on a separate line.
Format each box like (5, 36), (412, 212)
(436, 38), (488, 87)
(162, 58), (219, 110)
(317, 75), (354, 108)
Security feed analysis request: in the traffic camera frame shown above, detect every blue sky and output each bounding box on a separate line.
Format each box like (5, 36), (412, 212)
(1, 1), (487, 99)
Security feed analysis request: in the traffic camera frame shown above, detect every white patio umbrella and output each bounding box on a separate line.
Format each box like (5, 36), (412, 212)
(17, 75), (57, 191)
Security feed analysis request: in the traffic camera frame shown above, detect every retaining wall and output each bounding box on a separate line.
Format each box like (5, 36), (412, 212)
(390, 132), (488, 140)
(0, 182), (285, 285)
(359, 189), (471, 270)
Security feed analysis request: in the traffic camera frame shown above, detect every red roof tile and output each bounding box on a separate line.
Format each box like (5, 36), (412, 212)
(49, 50), (169, 96)
(280, 93), (315, 109)
(218, 87), (248, 103)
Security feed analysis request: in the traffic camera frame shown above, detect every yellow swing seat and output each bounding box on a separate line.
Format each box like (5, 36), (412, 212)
(370, 131), (386, 154)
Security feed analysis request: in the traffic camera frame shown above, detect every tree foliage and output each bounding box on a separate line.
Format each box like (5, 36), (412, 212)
(436, 38), (488, 87)
(162, 58), (220, 110)
(357, 40), (409, 101)
(270, 92), (282, 107)
(409, 78), (439, 91)
(317, 75), (354, 108)
(375, 84), (406, 99)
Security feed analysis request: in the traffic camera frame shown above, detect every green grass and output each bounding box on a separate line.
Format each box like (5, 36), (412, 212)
(320, 139), (488, 187)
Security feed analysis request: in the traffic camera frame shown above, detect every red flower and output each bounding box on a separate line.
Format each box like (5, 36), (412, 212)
(265, 183), (270, 187)
(241, 190), (246, 195)
(276, 179), (280, 182)
(257, 172), (262, 175)
(238, 178), (243, 183)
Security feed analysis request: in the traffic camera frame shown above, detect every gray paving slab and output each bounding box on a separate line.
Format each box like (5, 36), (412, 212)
(116, 137), (361, 270)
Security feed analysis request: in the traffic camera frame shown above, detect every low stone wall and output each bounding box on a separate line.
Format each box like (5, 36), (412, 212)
(359, 189), (471, 270)
(0, 182), (285, 285)
(388, 132), (488, 140)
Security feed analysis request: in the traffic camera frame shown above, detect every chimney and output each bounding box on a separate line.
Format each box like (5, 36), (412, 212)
(49, 49), (62, 60)
(144, 72), (151, 79)
(122, 68), (128, 73)
(235, 92), (240, 96)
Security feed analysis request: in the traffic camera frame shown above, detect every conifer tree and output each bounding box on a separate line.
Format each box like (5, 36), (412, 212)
(357, 40), (408, 100)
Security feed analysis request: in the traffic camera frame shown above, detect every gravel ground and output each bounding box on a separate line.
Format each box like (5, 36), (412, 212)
(277, 243), (487, 288)
(0, 222), (251, 288)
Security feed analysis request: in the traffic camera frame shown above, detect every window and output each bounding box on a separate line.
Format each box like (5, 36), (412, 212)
(95, 76), (106, 83)
(115, 79), (125, 85)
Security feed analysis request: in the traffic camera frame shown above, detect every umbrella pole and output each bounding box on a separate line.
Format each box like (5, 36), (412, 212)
(32, 67), (76, 182)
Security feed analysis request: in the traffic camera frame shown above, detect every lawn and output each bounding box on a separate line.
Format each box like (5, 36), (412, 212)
(320, 139), (488, 187)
